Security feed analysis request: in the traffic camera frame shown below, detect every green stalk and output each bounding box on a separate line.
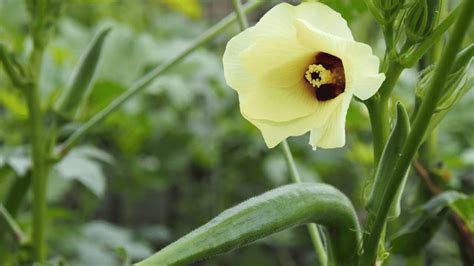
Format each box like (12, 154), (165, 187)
(378, 61), (404, 102)
(26, 0), (50, 261)
(57, 0), (264, 158)
(365, 98), (389, 166)
(420, 0), (447, 167)
(231, 0), (249, 30)
(365, 60), (404, 165)
(1, 0), (49, 260)
(359, 1), (473, 264)
(282, 141), (328, 266)
(26, 46), (47, 262)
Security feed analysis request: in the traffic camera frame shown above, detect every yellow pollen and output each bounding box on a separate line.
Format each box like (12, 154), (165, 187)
(304, 64), (335, 88)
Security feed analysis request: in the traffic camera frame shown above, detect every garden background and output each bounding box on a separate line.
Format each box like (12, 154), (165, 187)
(0, 0), (472, 265)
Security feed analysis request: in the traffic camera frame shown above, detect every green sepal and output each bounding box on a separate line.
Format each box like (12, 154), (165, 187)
(135, 183), (360, 266)
(373, 0), (405, 22)
(391, 191), (467, 256)
(54, 26), (112, 119)
(365, 103), (410, 220)
(451, 44), (473, 72)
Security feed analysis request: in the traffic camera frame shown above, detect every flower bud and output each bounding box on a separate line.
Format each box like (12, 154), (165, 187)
(374, 0), (404, 12)
(415, 45), (473, 132)
(54, 27), (112, 119)
(405, 0), (441, 42)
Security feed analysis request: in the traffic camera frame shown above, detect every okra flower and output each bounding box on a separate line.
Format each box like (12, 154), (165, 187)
(223, 2), (385, 149)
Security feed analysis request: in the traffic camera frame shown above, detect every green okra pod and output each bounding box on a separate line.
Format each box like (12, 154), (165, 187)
(136, 183), (360, 266)
(366, 103), (410, 219)
(54, 26), (112, 119)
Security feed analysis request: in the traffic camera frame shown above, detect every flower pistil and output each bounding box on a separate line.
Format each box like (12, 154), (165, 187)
(305, 64), (334, 88)
(304, 52), (346, 101)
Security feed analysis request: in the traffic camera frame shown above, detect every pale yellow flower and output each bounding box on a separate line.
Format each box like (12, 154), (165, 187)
(223, 2), (385, 149)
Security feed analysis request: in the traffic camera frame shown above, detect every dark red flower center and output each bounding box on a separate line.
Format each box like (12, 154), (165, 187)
(304, 52), (345, 101)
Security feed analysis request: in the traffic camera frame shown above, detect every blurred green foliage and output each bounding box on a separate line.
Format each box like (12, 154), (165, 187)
(0, 0), (472, 265)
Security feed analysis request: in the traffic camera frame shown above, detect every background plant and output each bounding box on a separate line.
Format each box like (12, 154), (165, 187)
(0, 0), (472, 265)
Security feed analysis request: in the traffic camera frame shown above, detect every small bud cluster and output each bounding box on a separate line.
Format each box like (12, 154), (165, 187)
(370, 0), (441, 43)
(405, 0), (441, 42)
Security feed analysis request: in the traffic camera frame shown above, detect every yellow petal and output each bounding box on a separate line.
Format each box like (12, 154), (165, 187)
(223, 28), (258, 92)
(240, 80), (344, 122)
(351, 74), (385, 100)
(294, 2), (353, 40)
(241, 94), (346, 148)
(294, 19), (384, 100)
(340, 43), (385, 100)
(309, 93), (353, 149)
(239, 36), (313, 87)
(243, 113), (317, 148)
(252, 3), (296, 38)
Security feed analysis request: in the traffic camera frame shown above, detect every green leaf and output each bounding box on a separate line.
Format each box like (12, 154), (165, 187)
(449, 196), (474, 232)
(0, 89), (28, 117)
(391, 191), (467, 256)
(136, 183), (360, 266)
(54, 146), (112, 197)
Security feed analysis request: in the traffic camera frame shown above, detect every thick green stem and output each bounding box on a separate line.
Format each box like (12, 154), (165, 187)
(26, 46), (48, 262)
(57, 0), (264, 158)
(365, 98), (389, 166)
(281, 141), (328, 266)
(26, 0), (49, 260)
(359, 1), (473, 265)
(365, 61), (404, 165)
(379, 61), (404, 102)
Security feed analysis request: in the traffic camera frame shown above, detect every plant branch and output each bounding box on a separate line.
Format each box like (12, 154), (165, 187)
(231, 0), (249, 30)
(412, 160), (441, 194)
(359, 1), (473, 264)
(56, 0), (265, 158)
